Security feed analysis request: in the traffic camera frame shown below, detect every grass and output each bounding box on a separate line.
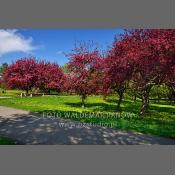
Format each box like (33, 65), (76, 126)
(0, 91), (175, 139)
(0, 136), (15, 145)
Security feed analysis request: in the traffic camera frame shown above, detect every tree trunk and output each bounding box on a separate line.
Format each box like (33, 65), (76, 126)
(26, 89), (29, 95)
(81, 95), (86, 108)
(116, 85), (125, 111)
(140, 93), (149, 116)
(139, 85), (152, 116)
(133, 94), (137, 102)
(117, 93), (123, 111)
(167, 84), (175, 103)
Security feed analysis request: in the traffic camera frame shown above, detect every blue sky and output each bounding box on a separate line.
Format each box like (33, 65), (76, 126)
(0, 29), (124, 66)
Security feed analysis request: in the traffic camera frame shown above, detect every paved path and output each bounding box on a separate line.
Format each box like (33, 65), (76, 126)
(0, 106), (175, 145)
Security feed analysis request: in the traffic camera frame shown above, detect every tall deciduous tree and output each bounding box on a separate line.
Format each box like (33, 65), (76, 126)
(67, 44), (101, 107)
(36, 61), (65, 93)
(125, 29), (175, 115)
(4, 58), (38, 94)
(103, 33), (135, 111)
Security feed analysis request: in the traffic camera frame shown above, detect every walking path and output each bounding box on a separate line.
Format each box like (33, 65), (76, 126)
(0, 106), (175, 145)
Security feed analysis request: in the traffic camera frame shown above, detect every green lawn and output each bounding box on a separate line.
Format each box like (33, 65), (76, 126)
(0, 136), (15, 145)
(0, 94), (175, 139)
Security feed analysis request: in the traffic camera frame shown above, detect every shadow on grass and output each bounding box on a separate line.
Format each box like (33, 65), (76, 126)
(64, 99), (175, 122)
(65, 99), (175, 115)
(149, 105), (175, 114)
(64, 102), (118, 112)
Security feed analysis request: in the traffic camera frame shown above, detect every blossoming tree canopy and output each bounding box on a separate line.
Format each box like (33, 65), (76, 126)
(4, 58), (65, 94)
(122, 29), (175, 115)
(4, 58), (38, 94)
(35, 61), (65, 93)
(67, 44), (102, 107)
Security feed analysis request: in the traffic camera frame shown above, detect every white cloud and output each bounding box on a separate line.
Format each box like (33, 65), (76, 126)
(0, 29), (36, 56)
